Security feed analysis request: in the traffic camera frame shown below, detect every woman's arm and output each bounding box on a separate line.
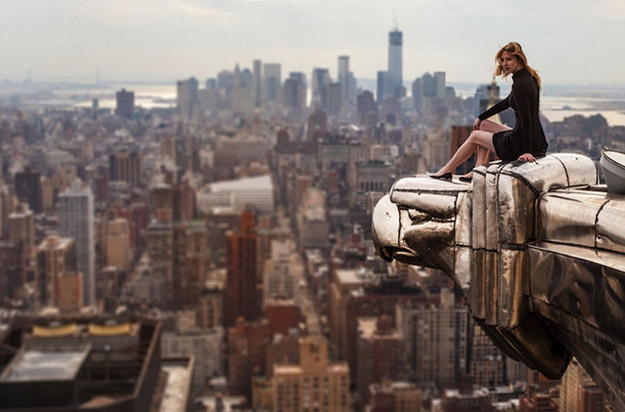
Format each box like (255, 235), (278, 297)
(511, 80), (534, 154)
(478, 94), (510, 121)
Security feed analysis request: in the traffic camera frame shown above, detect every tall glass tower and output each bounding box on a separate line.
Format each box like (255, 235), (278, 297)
(338, 55), (350, 103)
(58, 179), (95, 306)
(388, 29), (403, 98)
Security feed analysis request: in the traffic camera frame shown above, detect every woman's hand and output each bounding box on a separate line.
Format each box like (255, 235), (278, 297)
(473, 118), (482, 130)
(518, 153), (536, 162)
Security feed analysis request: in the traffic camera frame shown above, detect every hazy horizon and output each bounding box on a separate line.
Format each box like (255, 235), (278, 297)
(2, 0), (625, 87)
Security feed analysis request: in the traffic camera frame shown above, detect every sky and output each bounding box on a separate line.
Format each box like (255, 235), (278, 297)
(2, 0), (625, 86)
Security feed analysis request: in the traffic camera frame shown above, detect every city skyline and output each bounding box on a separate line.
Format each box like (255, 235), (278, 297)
(2, 0), (625, 86)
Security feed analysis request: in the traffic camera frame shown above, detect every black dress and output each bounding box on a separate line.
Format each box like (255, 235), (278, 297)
(478, 68), (548, 161)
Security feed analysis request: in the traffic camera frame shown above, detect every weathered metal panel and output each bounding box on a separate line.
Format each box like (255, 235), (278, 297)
(391, 191), (457, 218)
(470, 249), (486, 320)
(497, 174), (535, 244)
(528, 242), (625, 342)
(596, 199), (625, 254)
(484, 251), (498, 326)
(471, 167), (487, 249)
(455, 191), (472, 246)
(485, 166), (499, 251)
(498, 248), (528, 329)
(538, 192), (607, 248)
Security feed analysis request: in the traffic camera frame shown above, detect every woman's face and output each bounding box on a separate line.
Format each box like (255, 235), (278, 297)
(499, 51), (522, 75)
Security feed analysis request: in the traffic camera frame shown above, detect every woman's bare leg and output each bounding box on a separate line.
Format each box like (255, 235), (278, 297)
(476, 146), (490, 166)
(479, 119), (511, 134)
(458, 120), (512, 178)
(459, 147), (491, 179)
(434, 130), (496, 175)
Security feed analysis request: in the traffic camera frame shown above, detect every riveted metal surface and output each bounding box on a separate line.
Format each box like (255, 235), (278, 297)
(484, 251), (498, 326)
(528, 242), (625, 342)
(398, 208), (414, 250)
(371, 194), (400, 261)
(485, 166), (499, 251)
(454, 245), (472, 292)
(497, 174), (536, 244)
(470, 249), (486, 320)
(391, 191), (458, 218)
(500, 153), (596, 194)
(455, 191), (472, 246)
(392, 176), (470, 193)
(402, 218), (455, 251)
(498, 249), (528, 329)
(499, 316), (571, 379)
(596, 197), (625, 254)
(538, 191), (608, 248)
(472, 167), (487, 249)
(499, 155), (568, 192)
(370, 153), (625, 411)
(549, 153), (598, 187)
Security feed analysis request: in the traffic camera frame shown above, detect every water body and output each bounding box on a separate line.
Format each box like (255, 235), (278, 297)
(5, 81), (625, 126)
(453, 82), (625, 126)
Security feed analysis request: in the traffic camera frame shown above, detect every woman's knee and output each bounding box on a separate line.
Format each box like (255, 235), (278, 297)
(467, 131), (479, 142)
(478, 120), (493, 132)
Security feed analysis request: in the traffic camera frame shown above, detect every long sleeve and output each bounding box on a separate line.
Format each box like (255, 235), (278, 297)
(478, 94), (510, 121)
(488, 68), (548, 161)
(511, 82), (533, 153)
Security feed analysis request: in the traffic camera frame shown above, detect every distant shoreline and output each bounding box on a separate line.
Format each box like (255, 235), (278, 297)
(3, 80), (625, 126)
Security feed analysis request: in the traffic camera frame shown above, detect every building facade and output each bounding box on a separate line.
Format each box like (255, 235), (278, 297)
(272, 337), (350, 412)
(388, 29), (403, 98)
(396, 288), (469, 388)
(58, 179), (95, 306)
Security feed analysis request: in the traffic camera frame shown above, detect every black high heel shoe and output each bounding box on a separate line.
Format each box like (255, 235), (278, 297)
(459, 175), (472, 183)
(429, 172), (452, 181)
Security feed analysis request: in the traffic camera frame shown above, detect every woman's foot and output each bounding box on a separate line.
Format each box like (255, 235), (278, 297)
(429, 171), (452, 181)
(459, 173), (473, 182)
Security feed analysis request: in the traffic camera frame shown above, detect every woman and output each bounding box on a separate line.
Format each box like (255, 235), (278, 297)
(431, 42), (547, 181)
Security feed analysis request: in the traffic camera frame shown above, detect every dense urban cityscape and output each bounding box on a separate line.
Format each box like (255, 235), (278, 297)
(1, 24), (624, 412)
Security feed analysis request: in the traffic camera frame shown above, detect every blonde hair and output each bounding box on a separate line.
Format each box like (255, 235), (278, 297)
(494, 42), (542, 89)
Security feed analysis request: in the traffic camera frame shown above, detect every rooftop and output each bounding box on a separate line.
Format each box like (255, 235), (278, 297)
(207, 174), (272, 192)
(159, 358), (193, 412)
(335, 268), (367, 285)
(0, 344), (90, 382)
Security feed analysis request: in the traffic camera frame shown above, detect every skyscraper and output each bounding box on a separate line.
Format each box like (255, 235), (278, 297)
(14, 168), (42, 213)
(263, 63), (281, 103)
(272, 337), (350, 412)
(377, 71), (394, 104)
(147, 183), (207, 310)
(338, 55), (350, 104)
(283, 72), (307, 110)
(396, 288), (469, 388)
(311, 68), (330, 107)
(434, 71), (446, 98)
(115, 88), (134, 118)
(388, 29), (403, 97)
(35, 236), (78, 309)
(109, 151), (141, 187)
(224, 209), (260, 327)
(327, 82), (342, 114)
(356, 316), (403, 405)
(58, 179), (95, 306)
(176, 77), (199, 118)
(253, 59), (262, 107)
(559, 357), (603, 412)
